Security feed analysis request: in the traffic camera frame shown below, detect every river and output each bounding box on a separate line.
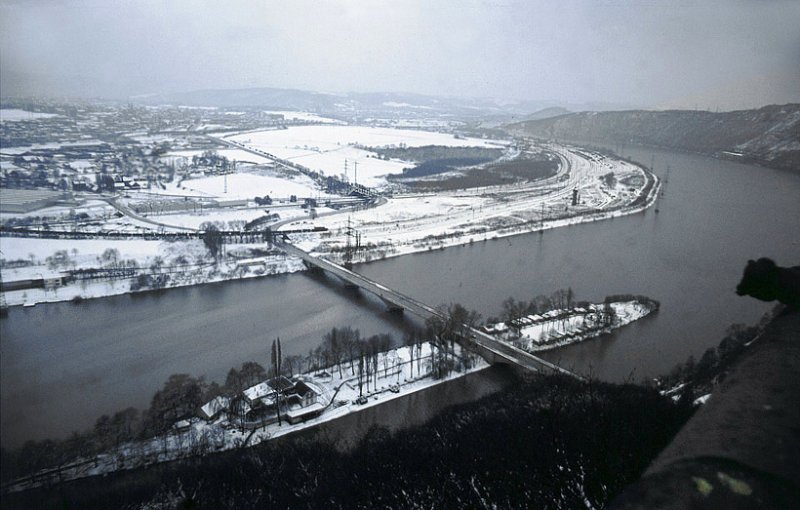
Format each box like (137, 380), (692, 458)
(2, 146), (799, 447)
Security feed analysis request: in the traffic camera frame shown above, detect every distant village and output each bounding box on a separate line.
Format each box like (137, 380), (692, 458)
(0, 99), (313, 212)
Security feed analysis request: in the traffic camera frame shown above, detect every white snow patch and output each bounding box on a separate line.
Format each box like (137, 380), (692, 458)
(223, 125), (509, 188)
(0, 109), (61, 122)
(693, 393), (711, 405)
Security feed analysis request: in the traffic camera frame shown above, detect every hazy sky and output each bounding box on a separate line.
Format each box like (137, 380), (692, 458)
(1, 0), (798, 110)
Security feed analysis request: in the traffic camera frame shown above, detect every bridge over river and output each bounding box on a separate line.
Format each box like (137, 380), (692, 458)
(276, 240), (583, 379)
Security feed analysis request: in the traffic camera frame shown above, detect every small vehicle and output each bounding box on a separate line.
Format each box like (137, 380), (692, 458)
(355, 395), (368, 405)
(389, 384), (400, 393)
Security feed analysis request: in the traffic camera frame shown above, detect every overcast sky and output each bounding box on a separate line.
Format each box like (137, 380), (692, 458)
(1, 0), (798, 110)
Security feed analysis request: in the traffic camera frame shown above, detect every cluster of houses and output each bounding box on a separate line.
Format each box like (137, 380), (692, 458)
(199, 375), (327, 428)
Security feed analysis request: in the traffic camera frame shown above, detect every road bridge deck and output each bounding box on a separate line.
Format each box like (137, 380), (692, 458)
(276, 240), (583, 379)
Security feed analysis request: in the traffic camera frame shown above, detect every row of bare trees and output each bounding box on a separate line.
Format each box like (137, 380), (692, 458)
(500, 288), (579, 336)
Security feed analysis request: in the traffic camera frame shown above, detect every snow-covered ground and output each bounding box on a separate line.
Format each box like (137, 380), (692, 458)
(222, 125), (509, 188)
(288, 144), (658, 261)
(132, 168), (330, 200)
(0, 139), (106, 154)
(263, 110), (345, 124)
(0, 239), (307, 307)
(163, 148), (275, 165)
(1, 141), (658, 308)
(0, 109), (61, 122)
(0, 237), (162, 262)
(176, 172), (331, 200)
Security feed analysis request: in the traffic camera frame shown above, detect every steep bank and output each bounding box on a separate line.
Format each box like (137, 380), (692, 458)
(507, 104), (800, 173)
(612, 308), (800, 509)
(1, 374), (694, 510)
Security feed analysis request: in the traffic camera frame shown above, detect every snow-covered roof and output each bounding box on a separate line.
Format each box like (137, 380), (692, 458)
(173, 419), (192, 430)
(243, 376), (296, 402)
(200, 396), (231, 419)
(243, 382), (272, 402)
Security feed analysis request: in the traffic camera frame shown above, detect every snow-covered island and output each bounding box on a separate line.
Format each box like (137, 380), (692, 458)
(486, 296), (660, 352)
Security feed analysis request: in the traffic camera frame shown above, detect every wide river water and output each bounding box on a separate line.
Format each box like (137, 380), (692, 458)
(2, 146), (799, 447)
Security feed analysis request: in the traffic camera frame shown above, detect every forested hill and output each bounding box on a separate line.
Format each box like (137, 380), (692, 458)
(506, 104), (800, 173)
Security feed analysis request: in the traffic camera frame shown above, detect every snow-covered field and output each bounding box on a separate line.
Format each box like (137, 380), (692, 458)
(177, 171), (331, 200)
(0, 109), (61, 122)
(264, 110), (345, 124)
(163, 148), (275, 165)
(223, 125), (509, 187)
(0, 238), (307, 306)
(289, 144), (657, 260)
(135, 168), (329, 200)
(0, 237), (163, 262)
(0, 139), (106, 154)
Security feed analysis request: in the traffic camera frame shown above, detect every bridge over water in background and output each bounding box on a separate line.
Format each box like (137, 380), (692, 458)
(276, 240), (584, 380)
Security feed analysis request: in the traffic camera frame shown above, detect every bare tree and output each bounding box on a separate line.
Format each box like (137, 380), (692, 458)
(502, 297), (527, 337)
(271, 338), (283, 425)
(283, 355), (303, 377)
(323, 328), (344, 378)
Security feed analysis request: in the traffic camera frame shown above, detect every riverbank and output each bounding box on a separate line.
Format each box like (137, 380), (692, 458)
(1, 373), (696, 510)
(2, 341), (489, 492)
(0, 170), (659, 309)
(0, 245), (307, 307)
(1, 142), (659, 308)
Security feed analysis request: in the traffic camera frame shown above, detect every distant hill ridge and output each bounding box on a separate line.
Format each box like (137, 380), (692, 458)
(134, 87), (558, 118)
(506, 104), (800, 173)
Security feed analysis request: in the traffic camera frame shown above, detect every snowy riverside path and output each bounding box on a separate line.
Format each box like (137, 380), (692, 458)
(276, 240), (583, 379)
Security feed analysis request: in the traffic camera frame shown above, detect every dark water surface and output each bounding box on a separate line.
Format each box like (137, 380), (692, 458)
(2, 146), (799, 447)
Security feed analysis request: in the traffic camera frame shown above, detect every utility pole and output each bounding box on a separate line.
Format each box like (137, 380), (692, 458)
(0, 250), (7, 317)
(344, 216), (353, 268)
(540, 203), (546, 233)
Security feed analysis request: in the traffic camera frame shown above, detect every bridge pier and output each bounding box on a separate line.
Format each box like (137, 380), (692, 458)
(472, 343), (515, 366)
(380, 297), (404, 314)
(302, 261), (324, 273)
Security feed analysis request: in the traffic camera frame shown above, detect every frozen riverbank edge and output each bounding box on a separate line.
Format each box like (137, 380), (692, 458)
(1, 169), (659, 308)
